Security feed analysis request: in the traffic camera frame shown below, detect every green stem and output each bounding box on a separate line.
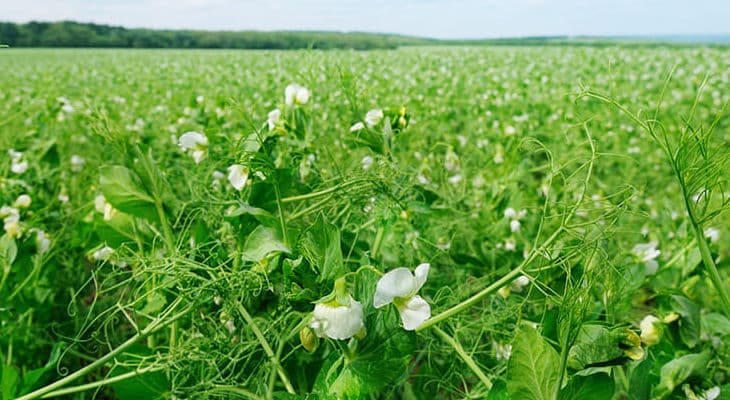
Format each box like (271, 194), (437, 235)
(235, 303), (295, 396)
(371, 226), (385, 258)
(40, 366), (163, 398)
(693, 224), (730, 315)
(280, 180), (369, 204)
(433, 326), (492, 391)
(272, 180), (290, 248)
(155, 199), (175, 254)
(418, 228), (562, 332)
(16, 298), (187, 400)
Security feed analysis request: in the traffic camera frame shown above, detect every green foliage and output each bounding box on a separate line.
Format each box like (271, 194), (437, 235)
(506, 325), (560, 400)
(1, 45), (729, 400)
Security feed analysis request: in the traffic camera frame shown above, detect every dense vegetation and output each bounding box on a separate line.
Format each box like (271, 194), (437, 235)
(0, 21), (434, 49)
(1, 46), (729, 399)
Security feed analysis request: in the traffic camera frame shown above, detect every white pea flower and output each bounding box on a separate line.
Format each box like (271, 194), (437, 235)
(227, 164), (249, 191)
(94, 194), (117, 221)
(504, 238), (517, 252)
(350, 121), (365, 132)
(14, 194), (32, 209)
(364, 109), (384, 127)
(285, 84), (310, 105)
(493, 341), (512, 361)
(267, 108), (281, 130)
(9, 149), (28, 174)
(178, 131), (208, 164)
(92, 246), (114, 261)
(70, 155), (85, 172)
(374, 263), (431, 331)
(639, 315), (661, 345)
(444, 148), (460, 172)
(504, 207), (517, 219)
(361, 155), (374, 170)
(632, 242), (660, 275)
(309, 278), (365, 341)
(510, 275), (530, 293)
(33, 229), (51, 254)
(510, 219), (521, 233)
(1, 206), (20, 224)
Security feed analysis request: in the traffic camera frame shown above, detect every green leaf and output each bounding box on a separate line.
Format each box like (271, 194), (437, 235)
(18, 342), (65, 395)
(241, 225), (290, 263)
(669, 295), (701, 348)
(486, 380), (511, 400)
(0, 233), (17, 271)
(567, 324), (642, 371)
(1, 364), (19, 400)
(99, 165), (158, 222)
(298, 215), (346, 282)
(651, 350), (711, 399)
(559, 373), (615, 400)
(110, 344), (169, 400)
(313, 329), (415, 399)
(702, 312), (730, 337)
(506, 324), (560, 400)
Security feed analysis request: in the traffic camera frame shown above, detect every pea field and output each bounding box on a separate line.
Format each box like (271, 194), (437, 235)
(1, 46), (729, 399)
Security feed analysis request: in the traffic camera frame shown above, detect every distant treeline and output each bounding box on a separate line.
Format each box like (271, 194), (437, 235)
(0, 21), (433, 49)
(0, 21), (727, 50)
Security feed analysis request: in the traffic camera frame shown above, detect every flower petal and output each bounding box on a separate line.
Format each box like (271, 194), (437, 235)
(397, 295), (430, 330)
(310, 298), (364, 340)
(413, 263), (430, 293)
(373, 267), (416, 308)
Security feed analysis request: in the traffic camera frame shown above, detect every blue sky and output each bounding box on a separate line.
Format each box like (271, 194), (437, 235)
(3, 0), (729, 39)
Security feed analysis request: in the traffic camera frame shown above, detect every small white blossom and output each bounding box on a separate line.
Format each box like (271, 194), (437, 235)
(639, 315), (661, 345)
(510, 219), (521, 233)
(285, 84), (310, 105)
(94, 194), (117, 221)
(14, 194), (31, 209)
(227, 164), (249, 191)
(504, 238), (517, 252)
(310, 296), (364, 340)
(350, 121), (365, 132)
(70, 155), (85, 172)
(267, 108), (281, 131)
(373, 263), (431, 330)
(33, 229), (51, 254)
(178, 131), (208, 164)
(632, 242), (660, 275)
(92, 246), (114, 261)
(364, 109), (384, 127)
(361, 155), (374, 170)
(493, 341), (512, 361)
(510, 275), (530, 293)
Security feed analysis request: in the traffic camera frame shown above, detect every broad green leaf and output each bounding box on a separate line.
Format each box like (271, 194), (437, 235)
(651, 350), (711, 399)
(241, 225), (290, 263)
(110, 344), (168, 400)
(100, 165), (158, 222)
(702, 313), (730, 337)
(298, 215), (345, 282)
(18, 342), (65, 395)
(486, 380), (511, 400)
(669, 295), (701, 348)
(313, 328), (415, 399)
(1, 364), (19, 400)
(567, 324), (643, 371)
(506, 325), (560, 400)
(0, 233), (17, 272)
(559, 373), (615, 400)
